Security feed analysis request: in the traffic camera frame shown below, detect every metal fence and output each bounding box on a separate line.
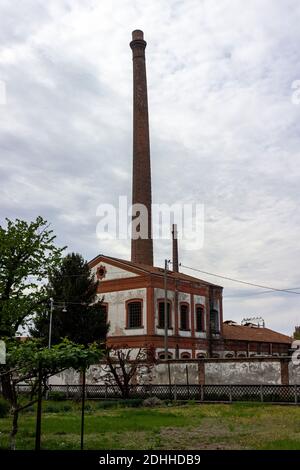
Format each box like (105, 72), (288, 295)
(11, 383), (300, 404)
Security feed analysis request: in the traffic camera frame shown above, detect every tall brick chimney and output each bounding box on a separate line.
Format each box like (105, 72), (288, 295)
(130, 30), (153, 266)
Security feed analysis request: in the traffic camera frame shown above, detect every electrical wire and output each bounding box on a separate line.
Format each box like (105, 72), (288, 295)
(180, 263), (300, 295)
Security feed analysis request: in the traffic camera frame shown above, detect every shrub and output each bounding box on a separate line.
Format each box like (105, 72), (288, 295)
(0, 398), (10, 418)
(95, 399), (143, 409)
(121, 398), (143, 408)
(48, 391), (65, 401)
(142, 396), (165, 407)
(44, 402), (72, 413)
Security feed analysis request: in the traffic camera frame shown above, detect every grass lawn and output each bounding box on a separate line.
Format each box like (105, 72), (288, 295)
(1, 400), (300, 450)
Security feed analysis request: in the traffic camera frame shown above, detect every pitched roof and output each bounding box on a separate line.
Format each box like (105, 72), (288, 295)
(89, 254), (222, 289)
(223, 323), (292, 344)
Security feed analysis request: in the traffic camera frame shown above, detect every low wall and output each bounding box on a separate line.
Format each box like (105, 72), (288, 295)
(204, 360), (281, 385)
(49, 357), (300, 386)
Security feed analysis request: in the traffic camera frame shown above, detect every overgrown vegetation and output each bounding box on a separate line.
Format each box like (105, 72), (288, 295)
(0, 402), (300, 450)
(0, 217), (106, 449)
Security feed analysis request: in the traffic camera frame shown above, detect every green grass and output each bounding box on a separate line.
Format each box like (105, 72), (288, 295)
(1, 401), (300, 450)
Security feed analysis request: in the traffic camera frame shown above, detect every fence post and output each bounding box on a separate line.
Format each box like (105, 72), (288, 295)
(186, 365), (190, 400)
(174, 384), (177, 401)
(66, 385), (69, 399)
(200, 384), (204, 402)
(260, 385), (263, 402)
(105, 384), (108, 399)
(295, 385), (298, 404)
(229, 385), (232, 403)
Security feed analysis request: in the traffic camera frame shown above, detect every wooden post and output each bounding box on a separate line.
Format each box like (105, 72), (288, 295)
(80, 368), (86, 451)
(186, 365), (190, 400)
(200, 384), (204, 402)
(229, 385), (232, 403)
(35, 363), (43, 451)
(167, 361), (172, 399)
(260, 385), (263, 402)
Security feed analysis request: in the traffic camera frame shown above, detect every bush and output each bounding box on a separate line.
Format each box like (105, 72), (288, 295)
(48, 391), (65, 401)
(44, 402), (72, 413)
(142, 396), (165, 408)
(95, 399), (143, 409)
(0, 398), (10, 418)
(121, 398), (143, 408)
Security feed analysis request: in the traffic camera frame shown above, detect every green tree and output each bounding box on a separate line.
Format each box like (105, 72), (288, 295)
(0, 216), (66, 448)
(31, 253), (108, 346)
(0, 216), (65, 338)
(1, 338), (103, 449)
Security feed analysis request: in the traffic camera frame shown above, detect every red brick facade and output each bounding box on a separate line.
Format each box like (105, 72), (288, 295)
(130, 30), (153, 266)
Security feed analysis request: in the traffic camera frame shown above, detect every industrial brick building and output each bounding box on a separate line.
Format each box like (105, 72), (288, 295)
(89, 30), (292, 359)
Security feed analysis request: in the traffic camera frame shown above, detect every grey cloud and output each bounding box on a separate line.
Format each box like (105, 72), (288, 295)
(1, 0), (300, 334)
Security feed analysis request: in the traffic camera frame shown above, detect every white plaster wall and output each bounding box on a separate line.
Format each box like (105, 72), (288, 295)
(151, 363), (199, 385)
(100, 288), (147, 336)
(49, 359), (289, 386)
(205, 361), (282, 385)
(91, 261), (138, 280)
(288, 361), (300, 384)
(49, 369), (80, 385)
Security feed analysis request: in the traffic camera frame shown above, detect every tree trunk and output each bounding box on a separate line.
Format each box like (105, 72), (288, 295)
(10, 407), (19, 450)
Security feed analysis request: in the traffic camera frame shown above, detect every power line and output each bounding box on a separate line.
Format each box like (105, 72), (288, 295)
(224, 287), (300, 298)
(180, 263), (300, 295)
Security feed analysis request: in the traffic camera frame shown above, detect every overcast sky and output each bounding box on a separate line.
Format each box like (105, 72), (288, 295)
(1, 0), (300, 335)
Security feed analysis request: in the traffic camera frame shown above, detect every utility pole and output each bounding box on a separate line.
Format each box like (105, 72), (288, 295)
(164, 259), (170, 359)
(48, 298), (54, 349)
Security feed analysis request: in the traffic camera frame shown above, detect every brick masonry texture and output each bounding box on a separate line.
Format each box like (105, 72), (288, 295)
(130, 30), (153, 266)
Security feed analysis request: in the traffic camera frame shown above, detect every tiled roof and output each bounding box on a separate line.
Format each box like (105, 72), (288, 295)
(223, 323), (292, 344)
(89, 254), (222, 289)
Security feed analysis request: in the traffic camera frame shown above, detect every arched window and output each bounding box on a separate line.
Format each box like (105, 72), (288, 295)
(180, 303), (189, 330)
(126, 300), (143, 328)
(196, 352), (207, 359)
(195, 305), (205, 332)
(212, 353), (220, 358)
(158, 352), (173, 360)
(180, 352), (191, 359)
(225, 353), (234, 358)
(158, 300), (172, 328)
(237, 352), (246, 358)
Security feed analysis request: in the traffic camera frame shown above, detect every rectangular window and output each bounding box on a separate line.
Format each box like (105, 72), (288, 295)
(210, 308), (219, 334)
(158, 302), (171, 328)
(127, 301), (142, 328)
(195, 305), (204, 332)
(180, 304), (189, 330)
